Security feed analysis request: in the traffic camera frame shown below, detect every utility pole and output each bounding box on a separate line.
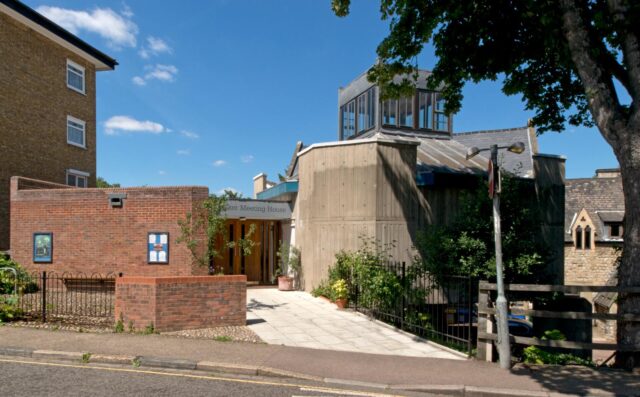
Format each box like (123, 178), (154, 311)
(490, 144), (511, 369)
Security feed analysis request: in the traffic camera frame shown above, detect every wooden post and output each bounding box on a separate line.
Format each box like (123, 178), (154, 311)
(477, 281), (493, 362)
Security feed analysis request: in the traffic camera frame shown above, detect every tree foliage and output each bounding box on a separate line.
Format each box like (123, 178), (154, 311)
(177, 195), (255, 274)
(416, 176), (550, 284)
(96, 177), (120, 188)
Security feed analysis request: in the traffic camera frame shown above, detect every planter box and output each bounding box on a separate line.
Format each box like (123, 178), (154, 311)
(278, 276), (294, 291)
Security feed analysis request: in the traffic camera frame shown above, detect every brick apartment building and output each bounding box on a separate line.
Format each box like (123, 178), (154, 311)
(0, 0), (117, 250)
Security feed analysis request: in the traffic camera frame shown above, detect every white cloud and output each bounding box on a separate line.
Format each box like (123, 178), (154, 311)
(241, 155), (254, 163)
(133, 64), (178, 86)
(213, 160), (227, 167)
(36, 6), (138, 48)
(121, 4), (134, 18)
(132, 76), (146, 86)
(179, 130), (199, 139)
(104, 116), (165, 135)
(139, 36), (172, 59)
(158, 170), (167, 175)
(177, 149), (190, 156)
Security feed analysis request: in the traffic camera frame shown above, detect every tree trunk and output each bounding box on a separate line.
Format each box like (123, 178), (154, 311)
(614, 131), (640, 368)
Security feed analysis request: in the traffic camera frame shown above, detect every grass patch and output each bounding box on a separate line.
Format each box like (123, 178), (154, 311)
(213, 335), (232, 342)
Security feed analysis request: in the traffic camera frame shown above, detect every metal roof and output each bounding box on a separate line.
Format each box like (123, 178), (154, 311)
(453, 126), (536, 177)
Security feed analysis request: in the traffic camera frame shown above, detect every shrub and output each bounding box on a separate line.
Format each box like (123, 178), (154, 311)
(521, 330), (594, 366)
(0, 295), (22, 323)
(332, 279), (348, 300)
(0, 253), (38, 294)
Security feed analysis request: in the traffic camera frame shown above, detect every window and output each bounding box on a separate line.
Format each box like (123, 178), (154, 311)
(67, 116), (86, 148)
(418, 91), (433, 129)
(434, 93), (449, 131)
(382, 99), (397, 126)
(398, 96), (413, 127)
(67, 60), (85, 94)
(341, 100), (356, 139)
(575, 226), (583, 249)
(607, 222), (623, 238)
(66, 169), (89, 188)
(356, 88), (375, 133)
(584, 226), (592, 249)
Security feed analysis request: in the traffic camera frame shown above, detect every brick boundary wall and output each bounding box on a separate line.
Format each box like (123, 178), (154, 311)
(115, 275), (247, 332)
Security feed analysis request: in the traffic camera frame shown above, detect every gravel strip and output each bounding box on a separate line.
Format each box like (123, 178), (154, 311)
(162, 326), (263, 343)
(4, 320), (113, 334)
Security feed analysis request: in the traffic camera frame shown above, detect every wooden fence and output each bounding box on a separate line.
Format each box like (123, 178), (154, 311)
(477, 281), (640, 362)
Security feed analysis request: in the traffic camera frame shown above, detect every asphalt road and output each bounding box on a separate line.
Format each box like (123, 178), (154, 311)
(0, 357), (417, 397)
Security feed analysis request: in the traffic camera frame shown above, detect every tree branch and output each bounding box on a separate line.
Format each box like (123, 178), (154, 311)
(608, 0), (640, 126)
(559, 0), (626, 145)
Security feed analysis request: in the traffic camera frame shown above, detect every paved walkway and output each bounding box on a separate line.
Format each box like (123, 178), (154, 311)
(246, 287), (463, 359)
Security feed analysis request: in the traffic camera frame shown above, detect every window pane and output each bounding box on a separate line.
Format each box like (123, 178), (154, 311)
(383, 99), (397, 125)
(419, 92), (433, 129)
(67, 66), (84, 92)
(399, 96), (413, 127)
(67, 174), (76, 186)
(341, 101), (356, 139)
(434, 94), (448, 131)
(67, 120), (85, 146)
(367, 88), (375, 128)
(77, 176), (86, 188)
(575, 227), (582, 249)
(357, 95), (366, 132)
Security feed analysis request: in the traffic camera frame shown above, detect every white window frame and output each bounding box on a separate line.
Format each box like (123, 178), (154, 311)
(66, 59), (86, 95)
(66, 169), (90, 188)
(66, 115), (86, 149)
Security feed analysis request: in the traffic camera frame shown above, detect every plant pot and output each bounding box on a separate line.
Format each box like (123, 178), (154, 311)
(278, 276), (294, 291)
(335, 298), (348, 309)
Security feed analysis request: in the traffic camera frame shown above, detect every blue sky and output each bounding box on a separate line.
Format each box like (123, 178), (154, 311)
(28, 0), (619, 195)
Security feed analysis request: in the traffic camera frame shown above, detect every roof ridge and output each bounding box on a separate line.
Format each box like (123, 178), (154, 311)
(454, 126), (529, 135)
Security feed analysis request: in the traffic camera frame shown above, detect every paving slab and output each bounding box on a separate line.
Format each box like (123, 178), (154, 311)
(247, 287), (464, 359)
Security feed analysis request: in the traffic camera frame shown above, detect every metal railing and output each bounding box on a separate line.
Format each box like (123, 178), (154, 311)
(13, 271), (116, 325)
(350, 261), (476, 355)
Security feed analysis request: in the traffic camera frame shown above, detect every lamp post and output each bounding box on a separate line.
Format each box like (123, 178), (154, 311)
(466, 141), (525, 370)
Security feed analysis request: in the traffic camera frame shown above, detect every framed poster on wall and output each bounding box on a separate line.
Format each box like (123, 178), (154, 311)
(33, 232), (53, 263)
(148, 232), (169, 264)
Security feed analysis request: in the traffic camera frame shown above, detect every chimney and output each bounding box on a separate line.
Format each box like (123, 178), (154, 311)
(595, 168), (621, 178)
(253, 173), (268, 198)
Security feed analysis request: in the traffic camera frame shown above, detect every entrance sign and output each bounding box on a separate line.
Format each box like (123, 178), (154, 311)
(224, 200), (291, 220)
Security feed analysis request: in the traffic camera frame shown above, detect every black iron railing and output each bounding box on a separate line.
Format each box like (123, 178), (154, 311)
(14, 271), (116, 325)
(350, 261), (476, 355)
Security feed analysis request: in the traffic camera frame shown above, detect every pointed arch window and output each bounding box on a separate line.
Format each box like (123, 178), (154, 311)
(584, 226), (592, 249)
(575, 226), (583, 249)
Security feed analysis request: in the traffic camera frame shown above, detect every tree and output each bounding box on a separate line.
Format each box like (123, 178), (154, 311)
(177, 194), (255, 274)
(96, 177), (120, 188)
(417, 175), (550, 285)
(332, 0), (640, 367)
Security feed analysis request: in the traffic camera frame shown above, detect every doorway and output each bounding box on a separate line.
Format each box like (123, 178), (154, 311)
(218, 219), (280, 283)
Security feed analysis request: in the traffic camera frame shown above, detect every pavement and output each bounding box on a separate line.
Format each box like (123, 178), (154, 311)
(246, 287), (462, 359)
(1, 326), (639, 396)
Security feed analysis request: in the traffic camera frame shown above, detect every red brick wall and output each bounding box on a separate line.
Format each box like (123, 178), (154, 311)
(10, 177), (209, 276)
(115, 275), (246, 332)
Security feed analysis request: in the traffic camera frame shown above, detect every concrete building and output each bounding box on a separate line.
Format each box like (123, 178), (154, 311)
(0, 0), (117, 250)
(256, 70), (566, 290)
(564, 168), (624, 340)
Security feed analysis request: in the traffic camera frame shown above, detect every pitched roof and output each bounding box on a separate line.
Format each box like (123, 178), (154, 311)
(0, 0), (117, 70)
(564, 175), (624, 242)
(453, 126), (537, 177)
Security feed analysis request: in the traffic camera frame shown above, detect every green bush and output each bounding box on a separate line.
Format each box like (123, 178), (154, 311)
(0, 295), (22, 322)
(521, 330), (594, 366)
(0, 253), (38, 294)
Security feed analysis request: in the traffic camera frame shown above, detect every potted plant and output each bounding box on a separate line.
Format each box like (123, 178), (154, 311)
(332, 279), (348, 309)
(276, 243), (300, 291)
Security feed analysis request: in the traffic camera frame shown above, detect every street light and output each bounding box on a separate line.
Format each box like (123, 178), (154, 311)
(466, 141), (525, 370)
